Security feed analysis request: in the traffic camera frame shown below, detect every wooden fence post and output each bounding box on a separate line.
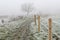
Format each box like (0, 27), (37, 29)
(48, 18), (52, 40)
(38, 16), (40, 32)
(34, 15), (36, 25)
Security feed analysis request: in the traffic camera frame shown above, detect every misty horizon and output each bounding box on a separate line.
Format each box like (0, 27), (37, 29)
(0, 0), (60, 16)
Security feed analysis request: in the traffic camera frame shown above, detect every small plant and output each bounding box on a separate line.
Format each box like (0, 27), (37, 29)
(0, 39), (5, 40)
(42, 37), (46, 40)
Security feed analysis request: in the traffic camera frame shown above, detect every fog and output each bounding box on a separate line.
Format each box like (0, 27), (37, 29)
(0, 0), (60, 16)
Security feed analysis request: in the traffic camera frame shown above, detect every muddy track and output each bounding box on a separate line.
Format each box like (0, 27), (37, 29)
(11, 18), (33, 40)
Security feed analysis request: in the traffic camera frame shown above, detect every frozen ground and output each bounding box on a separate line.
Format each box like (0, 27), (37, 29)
(0, 17), (32, 40)
(0, 16), (60, 40)
(29, 16), (60, 40)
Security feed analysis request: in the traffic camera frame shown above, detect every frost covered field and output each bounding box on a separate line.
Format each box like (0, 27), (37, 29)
(0, 16), (60, 40)
(0, 16), (32, 40)
(29, 16), (60, 40)
(1, 0), (60, 40)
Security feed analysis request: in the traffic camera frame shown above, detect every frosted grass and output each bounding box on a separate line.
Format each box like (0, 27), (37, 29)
(29, 16), (60, 40)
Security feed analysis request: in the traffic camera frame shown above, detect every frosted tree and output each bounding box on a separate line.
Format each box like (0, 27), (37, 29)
(21, 3), (34, 16)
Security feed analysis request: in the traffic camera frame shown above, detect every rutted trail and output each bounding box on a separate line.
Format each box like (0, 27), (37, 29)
(0, 18), (33, 40)
(11, 18), (33, 40)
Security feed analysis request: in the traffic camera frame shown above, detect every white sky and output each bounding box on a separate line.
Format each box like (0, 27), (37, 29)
(0, 0), (60, 16)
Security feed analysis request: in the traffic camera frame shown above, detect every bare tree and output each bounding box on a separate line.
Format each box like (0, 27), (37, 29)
(21, 3), (34, 15)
